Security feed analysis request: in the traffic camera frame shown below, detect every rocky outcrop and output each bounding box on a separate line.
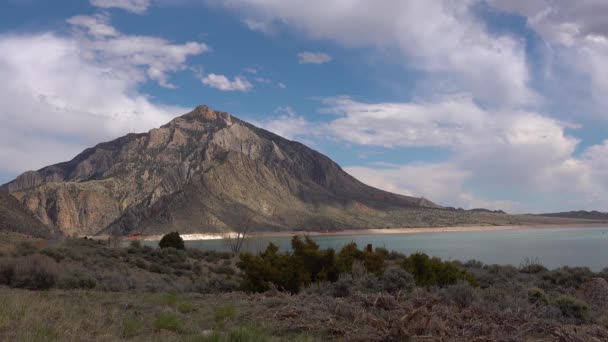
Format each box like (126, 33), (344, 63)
(0, 190), (55, 238)
(2, 105), (443, 236)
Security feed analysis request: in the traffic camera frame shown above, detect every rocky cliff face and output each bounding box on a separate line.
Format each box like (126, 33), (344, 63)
(2, 105), (441, 236)
(0, 190), (55, 238)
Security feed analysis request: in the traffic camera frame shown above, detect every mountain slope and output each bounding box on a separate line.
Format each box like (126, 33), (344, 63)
(3, 105), (460, 236)
(0, 190), (55, 238)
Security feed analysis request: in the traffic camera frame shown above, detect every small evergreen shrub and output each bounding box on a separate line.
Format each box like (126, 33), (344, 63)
(159, 232), (185, 250)
(402, 253), (477, 287)
(527, 287), (549, 305)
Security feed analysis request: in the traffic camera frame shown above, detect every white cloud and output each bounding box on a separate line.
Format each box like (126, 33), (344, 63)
(489, 0), (608, 115)
(345, 163), (524, 212)
(254, 77), (271, 84)
(90, 0), (150, 14)
(68, 14), (208, 88)
(201, 73), (253, 91)
(67, 14), (119, 38)
(0, 14), (206, 176)
(277, 82), (286, 88)
(0, 33), (189, 175)
(256, 106), (317, 141)
(297, 51), (332, 64)
(216, 0), (536, 107)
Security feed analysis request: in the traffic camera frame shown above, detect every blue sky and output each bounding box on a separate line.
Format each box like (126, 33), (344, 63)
(2, 0), (608, 213)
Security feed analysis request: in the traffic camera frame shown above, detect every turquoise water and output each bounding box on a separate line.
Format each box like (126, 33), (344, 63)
(179, 227), (608, 271)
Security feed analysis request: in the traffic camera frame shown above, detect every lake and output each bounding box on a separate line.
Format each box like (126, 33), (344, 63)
(159, 226), (608, 271)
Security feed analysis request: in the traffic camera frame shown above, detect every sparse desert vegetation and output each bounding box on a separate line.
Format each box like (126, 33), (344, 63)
(0, 232), (607, 341)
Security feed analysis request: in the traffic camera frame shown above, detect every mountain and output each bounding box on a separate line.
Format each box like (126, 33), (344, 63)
(0, 189), (55, 238)
(536, 210), (608, 220)
(3, 105), (517, 237)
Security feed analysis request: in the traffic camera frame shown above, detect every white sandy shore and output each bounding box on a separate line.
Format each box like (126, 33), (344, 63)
(109, 223), (608, 241)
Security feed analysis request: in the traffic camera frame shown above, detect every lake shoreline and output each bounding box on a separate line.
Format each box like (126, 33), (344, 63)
(124, 222), (608, 241)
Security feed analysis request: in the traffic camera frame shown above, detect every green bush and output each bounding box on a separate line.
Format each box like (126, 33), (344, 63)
(555, 295), (589, 320)
(402, 253), (477, 287)
(238, 237), (392, 294)
(527, 288), (549, 305)
(129, 240), (142, 249)
(238, 237), (340, 293)
(159, 232), (185, 250)
(154, 313), (183, 333)
(336, 242), (385, 276)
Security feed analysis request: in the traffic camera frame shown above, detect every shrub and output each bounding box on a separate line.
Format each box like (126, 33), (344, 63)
(154, 313), (183, 333)
(0, 258), (15, 285)
(542, 267), (593, 288)
(12, 254), (58, 290)
(58, 273), (96, 289)
(129, 240), (142, 249)
(443, 281), (477, 308)
(122, 315), (143, 339)
(238, 237), (340, 293)
(159, 232), (185, 250)
(192, 275), (240, 293)
(519, 257), (547, 274)
(13, 241), (39, 257)
(527, 288), (549, 305)
(337, 242), (385, 276)
(402, 253), (477, 287)
(211, 264), (235, 276)
(554, 295), (589, 320)
(382, 267), (415, 293)
(464, 259), (484, 269)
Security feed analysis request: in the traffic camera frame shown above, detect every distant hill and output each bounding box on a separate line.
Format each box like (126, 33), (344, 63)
(0, 190), (55, 238)
(536, 210), (608, 220)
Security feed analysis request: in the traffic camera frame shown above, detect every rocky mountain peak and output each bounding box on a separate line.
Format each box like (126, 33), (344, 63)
(2, 105), (442, 236)
(178, 105), (233, 125)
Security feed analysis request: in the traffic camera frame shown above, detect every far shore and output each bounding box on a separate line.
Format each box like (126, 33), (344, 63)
(92, 222), (608, 242)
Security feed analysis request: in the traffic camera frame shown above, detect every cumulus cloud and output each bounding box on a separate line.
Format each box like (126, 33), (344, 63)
(0, 14), (205, 176)
(201, 73), (253, 91)
(489, 0), (608, 114)
(297, 51), (332, 64)
(69, 14), (208, 88)
(255, 106), (318, 142)
(0, 33), (190, 175)
(67, 14), (119, 38)
(345, 163), (525, 212)
(215, 0), (536, 107)
(89, 0), (150, 14)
